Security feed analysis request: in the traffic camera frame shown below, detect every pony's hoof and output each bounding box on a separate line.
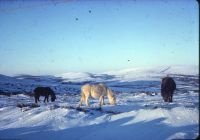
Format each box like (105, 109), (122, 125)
(96, 107), (102, 111)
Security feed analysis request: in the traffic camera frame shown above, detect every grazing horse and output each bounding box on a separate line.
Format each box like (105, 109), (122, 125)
(79, 83), (116, 107)
(34, 87), (56, 103)
(161, 77), (176, 102)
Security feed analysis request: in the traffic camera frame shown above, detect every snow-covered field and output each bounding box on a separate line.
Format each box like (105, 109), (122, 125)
(0, 65), (199, 140)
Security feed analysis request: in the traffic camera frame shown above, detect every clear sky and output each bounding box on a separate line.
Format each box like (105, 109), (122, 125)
(0, 0), (199, 75)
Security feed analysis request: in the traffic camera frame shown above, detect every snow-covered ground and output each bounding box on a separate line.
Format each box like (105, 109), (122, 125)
(0, 65), (199, 140)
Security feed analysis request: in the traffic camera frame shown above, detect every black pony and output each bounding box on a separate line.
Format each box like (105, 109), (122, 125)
(161, 77), (176, 102)
(34, 87), (56, 103)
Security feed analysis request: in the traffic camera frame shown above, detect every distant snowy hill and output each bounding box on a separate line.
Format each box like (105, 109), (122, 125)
(0, 65), (198, 95)
(53, 65), (198, 86)
(109, 65), (198, 75)
(158, 65), (198, 75)
(57, 65), (198, 82)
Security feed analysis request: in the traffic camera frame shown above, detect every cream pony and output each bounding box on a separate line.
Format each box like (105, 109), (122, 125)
(79, 83), (116, 107)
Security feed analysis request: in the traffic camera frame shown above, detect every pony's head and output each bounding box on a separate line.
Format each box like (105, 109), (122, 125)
(162, 91), (172, 102)
(49, 89), (56, 102)
(107, 89), (116, 105)
(51, 94), (56, 102)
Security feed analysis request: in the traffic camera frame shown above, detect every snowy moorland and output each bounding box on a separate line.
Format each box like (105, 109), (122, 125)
(0, 65), (199, 140)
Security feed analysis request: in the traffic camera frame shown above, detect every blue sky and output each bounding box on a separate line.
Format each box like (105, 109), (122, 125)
(0, 0), (198, 75)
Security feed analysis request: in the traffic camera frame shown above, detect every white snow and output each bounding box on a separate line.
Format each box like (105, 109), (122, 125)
(0, 65), (199, 140)
(0, 91), (199, 140)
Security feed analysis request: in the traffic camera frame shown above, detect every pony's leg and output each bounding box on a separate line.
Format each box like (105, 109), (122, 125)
(79, 96), (84, 107)
(169, 93), (173, 102)
(85, 96), (90, 107)
(99, 96), (103, 106)
(47, 96), (49, 102)
(44, 97), (47, 103)
(163, 92), (168, 102)
(102, 96), (105, 105)
(167, 97), (169, 102)
(35, 97), (37, 103)
(37, 96), (40, 103)
(167, 92), (171, 102)
(163, 95), (167, 102)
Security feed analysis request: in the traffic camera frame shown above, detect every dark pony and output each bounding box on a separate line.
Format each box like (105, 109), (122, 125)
(34, 87), (56, 103)
(161, 77), (176, 102)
